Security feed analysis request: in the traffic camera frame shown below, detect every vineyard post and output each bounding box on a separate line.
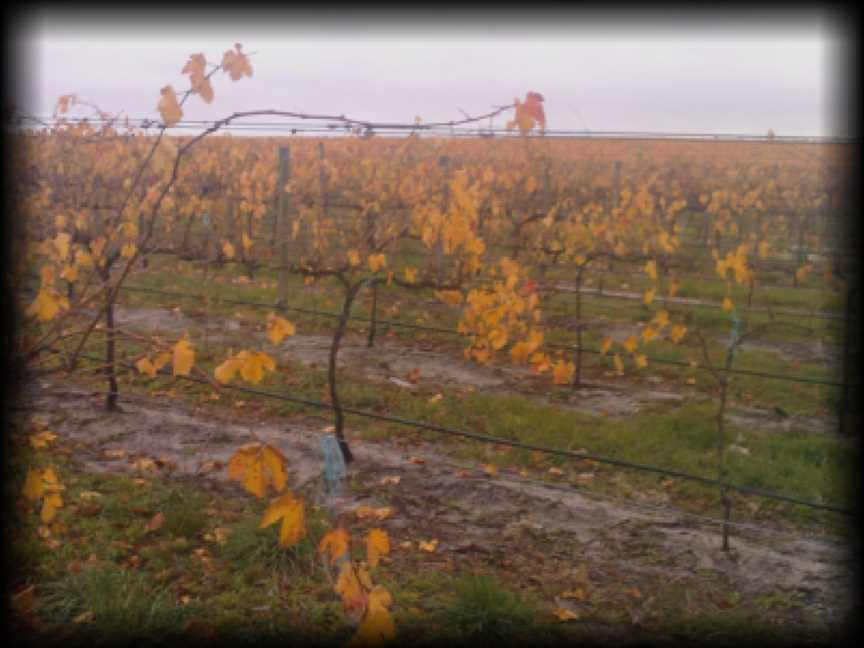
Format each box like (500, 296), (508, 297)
(276, 146), (291, 308)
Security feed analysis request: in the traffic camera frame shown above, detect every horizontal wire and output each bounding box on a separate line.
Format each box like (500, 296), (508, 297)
(116, 283), (849, 388)
(49, 346), (853, 517)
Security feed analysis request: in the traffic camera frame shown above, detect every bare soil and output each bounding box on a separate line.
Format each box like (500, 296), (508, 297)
(111, 304), (838, 433)
(17, 378), (856, 643)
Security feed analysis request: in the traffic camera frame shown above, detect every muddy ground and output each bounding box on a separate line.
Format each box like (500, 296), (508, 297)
(16, 378), (857, 643)
(108, 303), (838, 437)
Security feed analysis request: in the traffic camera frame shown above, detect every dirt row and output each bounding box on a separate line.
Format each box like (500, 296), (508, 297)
(110, 303), (838, 437)
(17, 378), (857, 642)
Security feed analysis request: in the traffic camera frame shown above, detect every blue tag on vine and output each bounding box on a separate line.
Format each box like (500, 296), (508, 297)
(321, 434), (346, 496)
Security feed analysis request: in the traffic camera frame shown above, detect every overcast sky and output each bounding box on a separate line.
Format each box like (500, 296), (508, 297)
(9, 7), (856, 137)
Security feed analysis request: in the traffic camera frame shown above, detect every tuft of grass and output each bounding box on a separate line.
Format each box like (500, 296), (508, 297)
(434, 572), (545, 646)
(37, 565), (188, 644)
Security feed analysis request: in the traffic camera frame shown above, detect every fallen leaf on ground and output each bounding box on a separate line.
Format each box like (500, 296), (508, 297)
(379, 476), (401, 486)
(145, 512), (165, 532)
(552, 607), (580, 621)
(418, 539), (438, 553)
(407, 456), (425, 465)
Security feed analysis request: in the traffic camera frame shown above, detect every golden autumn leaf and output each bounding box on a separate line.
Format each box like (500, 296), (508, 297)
(319, 527), (350, 565)
(418, 539), (439, 553)
(600, 336), (613, 355)
(670, 324), (687, 343)
(644, 260), (657, 280)
(266, 313), (297, 344)
(242, 232), (253, 250)
(227, 442), (287, 499)
(367, 528), (390, 568)
(367, 254), (387, 273)
(239, 351), (276, 383)
(641, 326), (658, 343)
(552, 360), (575, 385)
(635, 354), (648, 369)
(622, 336), (638, 354)
(335, 562), (368, 622)
(136, 357), (157, 378)
(172, 337), (195, 376)
(722, 297), (734, 313)
(27, 289), (64, 322)
(652, 310), (669, 328)
(350, 587), (396, 646)
(30, 430), (58, 450)
(214, 354), (242, 384)
(643, 287), (656, 306)
(22, 468), (44, 502)
(552, 607), (580, 622)
(260, 492), (306, 548)
(483, 463), (498, 477)
(157, 85), (183, 126)
(613, 354), (624, 376)
(222, 43), (253, 81)
(222, 241), (235, 259)
(403, 267), (418, 284)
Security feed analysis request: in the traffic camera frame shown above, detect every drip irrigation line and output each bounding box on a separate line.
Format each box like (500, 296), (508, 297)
(51, 346), (854, 517)
(116, 284), (849, 389)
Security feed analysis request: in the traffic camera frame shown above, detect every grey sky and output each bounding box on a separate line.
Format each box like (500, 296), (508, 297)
(12, 8), (855, 137)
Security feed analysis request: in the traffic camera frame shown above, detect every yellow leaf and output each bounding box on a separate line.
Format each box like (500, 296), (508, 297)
(644, 260), (657, 280)
(121, 243), (136, 259)
(347, 249), (361, 267)
(670, 324), (687, 343)
(153, 352), (172, 371)
(483, 463), (498, 477)
(335, 562), (368, 621)
(669, 277), (680, 297)
(367, 528), (390, 568)
(22, 468), (44, 502)
(222, 241), (235, 259)
(228, 443), (285, 499)
(635, 353), (648, 369)
(157, 85), (183, 126)
(795, 264), (812, 283)
(319, 527), (350, 565)
(41, 492), (63, 523)
(722, 297), (734, 313)
(552, 360), (575, 385)
(136, 357), (157, 378)
(622, 336), (638, 354)
(242, 232), (253, 250)
(261, 444), (287, 493)
(266, 313), (296, 344)
(214, 355), (241, 384)
(418, 539), (438, 553)
(552, 607), (580, 622)
(29, 430), (58, 450)
(260, 492), (306, 548)
(643, 287), (656, 305)
(488, 327), (508, 351)
(613, 354), (624, 376)
(27, 289), (63, 322)
(641, 326), (658, 343)
(367, 254), (387, 273)
(403, 267), (418, 284)
(600, 336), (613, 355)
(652, 310), (669, 328)
(238, 351), (276, 384)
(60, 264), (78, 282)
(172, 337), (195, 376)
(351, 593), (396, 646)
